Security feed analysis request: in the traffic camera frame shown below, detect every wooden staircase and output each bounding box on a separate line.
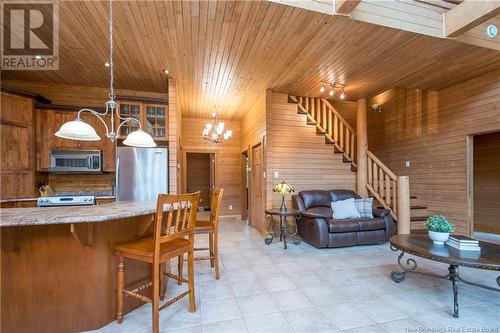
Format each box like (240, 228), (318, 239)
(288, 94), (427, 233)
(288, 95), (357, 172)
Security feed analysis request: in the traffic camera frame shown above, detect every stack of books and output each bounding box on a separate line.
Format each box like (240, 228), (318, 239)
(445, 235), (480, 251)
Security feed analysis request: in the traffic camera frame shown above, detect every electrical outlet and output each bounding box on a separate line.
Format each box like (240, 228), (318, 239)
(229, 205), (233, 210)
(274, 171), (279, 179)
(405, 160), (411, 168)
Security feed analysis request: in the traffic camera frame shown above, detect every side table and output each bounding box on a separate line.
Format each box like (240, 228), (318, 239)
(264, 208), (301, 249)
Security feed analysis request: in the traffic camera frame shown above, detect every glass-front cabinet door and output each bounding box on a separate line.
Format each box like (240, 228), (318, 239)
(118, 102), (141, 137)
(145, 104), (167, 139)
(117, 100), (168, 141)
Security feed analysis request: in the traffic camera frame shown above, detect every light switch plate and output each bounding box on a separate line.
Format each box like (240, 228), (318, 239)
(405, 160), (411, 167)
(274, 171), (279, 179)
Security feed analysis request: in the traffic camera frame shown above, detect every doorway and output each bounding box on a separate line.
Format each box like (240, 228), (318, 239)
(186, 152), (215, 210)
(249, 143), (264, 231)
(241, 151), (249, 221)
(472, 132), (500, 236)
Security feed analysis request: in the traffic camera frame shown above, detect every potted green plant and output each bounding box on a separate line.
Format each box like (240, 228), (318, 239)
(424, 215), (455, 245)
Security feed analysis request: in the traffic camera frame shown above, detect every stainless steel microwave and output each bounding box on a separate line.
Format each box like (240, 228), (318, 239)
(49, 150), (102, 173)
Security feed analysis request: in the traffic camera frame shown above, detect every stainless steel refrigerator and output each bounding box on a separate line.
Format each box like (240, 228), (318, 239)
(116, 147), (168, 201)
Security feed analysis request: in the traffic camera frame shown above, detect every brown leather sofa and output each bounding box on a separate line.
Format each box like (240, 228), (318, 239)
(292, 189), (395, 248)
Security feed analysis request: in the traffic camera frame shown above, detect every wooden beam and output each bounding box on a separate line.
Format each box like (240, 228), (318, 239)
(445, 0), (500, 37)
(335, 0), (362, 14)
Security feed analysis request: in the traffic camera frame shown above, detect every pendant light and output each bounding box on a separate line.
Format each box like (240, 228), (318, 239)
(55, 0), (156, 148)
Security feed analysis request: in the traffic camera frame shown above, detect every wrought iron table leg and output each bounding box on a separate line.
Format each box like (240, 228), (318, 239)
(390, 246), (417, 283)
(264, 214), (275, 245)
(281, 215), (287, 249)
(449, 265), (459, 318)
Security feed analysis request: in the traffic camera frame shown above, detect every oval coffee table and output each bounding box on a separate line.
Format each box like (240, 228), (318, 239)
(389, 234), (500, 318)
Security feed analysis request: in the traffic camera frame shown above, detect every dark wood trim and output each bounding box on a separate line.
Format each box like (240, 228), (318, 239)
(1, 86), (51, 104)
(116, 95), (168, 105)
(35, 103), (106, 113)
(0, 118), (30, 128)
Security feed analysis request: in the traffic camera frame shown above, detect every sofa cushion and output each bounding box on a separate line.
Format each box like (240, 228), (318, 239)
(328, 219), (362, 233)
(299, 190), (331, 210)
(302, 207), (333, 219)
(358, 218), (386, 231)
(354, 198), (374, 218)
(329, 190), (360, 202)
(331, 198), (361, 219)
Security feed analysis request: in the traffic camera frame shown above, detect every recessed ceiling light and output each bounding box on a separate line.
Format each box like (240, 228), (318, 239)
(35, 55), (42, 59)
(163, 69), (170, 74)
(105, 62), (110, 67)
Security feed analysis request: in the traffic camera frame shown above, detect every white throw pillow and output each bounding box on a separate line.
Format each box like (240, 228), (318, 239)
(331, 198), (361, 219)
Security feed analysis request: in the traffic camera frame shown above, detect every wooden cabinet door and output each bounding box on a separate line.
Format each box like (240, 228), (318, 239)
(1, 92), (35, 199)
(36, 110), (115, 172)
(36, 110), (77, 170)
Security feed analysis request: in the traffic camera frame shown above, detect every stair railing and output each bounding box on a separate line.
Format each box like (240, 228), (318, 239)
(290, 94), (411, 234)
(294, 96), (357, 166)
(366, 151), (410, 233)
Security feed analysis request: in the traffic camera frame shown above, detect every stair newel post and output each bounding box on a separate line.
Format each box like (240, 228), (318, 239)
(397, 176), (411, 234)
(356, 99), (368, 197)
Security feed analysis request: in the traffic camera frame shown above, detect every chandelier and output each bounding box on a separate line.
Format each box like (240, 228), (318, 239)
(202, 109), (232, 144)
(55, 0), (155, 148)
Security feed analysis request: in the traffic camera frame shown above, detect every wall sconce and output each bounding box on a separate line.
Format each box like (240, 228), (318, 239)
(372, 104), (382, 113)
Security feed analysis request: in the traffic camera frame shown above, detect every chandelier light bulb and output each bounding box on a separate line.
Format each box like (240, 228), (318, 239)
(329, 89), (334, 97)
(340, 90), (345, 99)
(320, 84), (325, 93)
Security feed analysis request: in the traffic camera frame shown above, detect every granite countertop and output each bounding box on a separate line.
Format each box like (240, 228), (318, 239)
(0, 196), (116, 204)
(0, 201), (157, 227)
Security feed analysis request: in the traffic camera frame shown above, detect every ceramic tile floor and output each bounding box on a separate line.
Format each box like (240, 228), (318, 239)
(89, 217), (500, 333)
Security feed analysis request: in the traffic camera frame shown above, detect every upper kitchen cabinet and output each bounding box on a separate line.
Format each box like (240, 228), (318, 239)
(36, 108), (116, 172)
(117, 100), (168, 141)
(0, 92), (36, 199)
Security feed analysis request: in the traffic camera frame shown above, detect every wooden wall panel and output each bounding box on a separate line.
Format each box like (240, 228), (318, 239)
(182, 118), (242, 216)
(367, 69), (500, 235)
(241, 97), (266, 152)
(265, 92), (356, 212)
(328, 99), (358, 130)
(168, 79), (181, 194)
(473, 132), (500, 234)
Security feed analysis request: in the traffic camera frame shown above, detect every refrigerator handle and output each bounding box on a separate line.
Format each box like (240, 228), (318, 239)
(116, 157), (120, 198)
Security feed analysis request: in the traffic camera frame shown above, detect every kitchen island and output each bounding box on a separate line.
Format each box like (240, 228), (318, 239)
(0, 201), (164, 333)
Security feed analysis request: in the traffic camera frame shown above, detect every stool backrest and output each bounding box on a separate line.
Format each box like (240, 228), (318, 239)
(153, 192), (200, 255)
(210, 188), (224, 229)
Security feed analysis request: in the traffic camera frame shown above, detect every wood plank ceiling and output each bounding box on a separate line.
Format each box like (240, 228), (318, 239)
(3, 0), (500, 120)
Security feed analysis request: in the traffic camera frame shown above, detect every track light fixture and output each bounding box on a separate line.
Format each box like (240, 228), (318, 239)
(319, 81), (347, 99)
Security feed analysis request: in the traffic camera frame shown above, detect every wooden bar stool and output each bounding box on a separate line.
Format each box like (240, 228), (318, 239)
(115, 192), (200, 333)
(180, 188), (224, 280)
